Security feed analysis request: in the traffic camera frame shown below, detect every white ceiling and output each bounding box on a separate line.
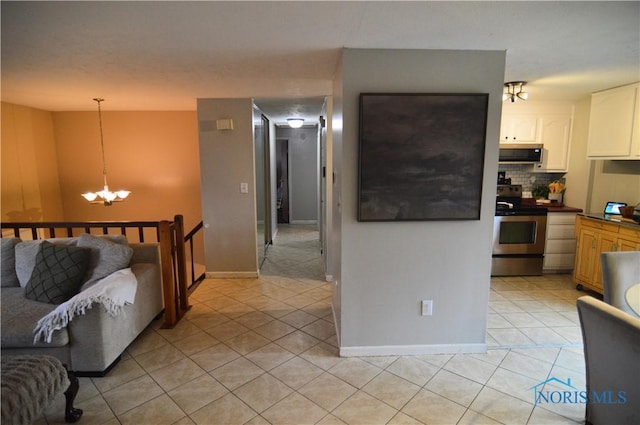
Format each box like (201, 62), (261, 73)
(2, 1), (638, 126)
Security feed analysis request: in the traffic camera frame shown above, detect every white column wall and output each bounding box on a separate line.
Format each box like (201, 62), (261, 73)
(335, 49), (506, 355)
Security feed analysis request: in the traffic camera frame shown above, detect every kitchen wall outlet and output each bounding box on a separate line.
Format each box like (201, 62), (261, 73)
(240, 182), (249, 193)
(421, 300), (433, 316)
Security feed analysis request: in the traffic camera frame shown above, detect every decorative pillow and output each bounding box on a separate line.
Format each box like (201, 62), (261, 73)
(24, 241), (90, 304)
(1, 238), (21, 287)
(15, 239), (78, 287)
(14, 235), (129, 287)
(77, 233), (133, 288)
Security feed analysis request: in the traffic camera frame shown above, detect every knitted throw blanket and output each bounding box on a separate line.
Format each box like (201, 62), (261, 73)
(33, 268), (138, 343)
(1, 355), (69, 425)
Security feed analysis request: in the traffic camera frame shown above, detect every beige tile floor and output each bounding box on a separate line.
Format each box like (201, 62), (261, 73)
(38, 225), (588, 425)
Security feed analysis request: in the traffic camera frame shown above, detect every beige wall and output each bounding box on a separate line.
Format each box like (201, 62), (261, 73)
(197, 98), (258, 276)
(52, 110), (202, 232)
(2, 103), (203, 239)
(1, 103), (64, 222)
(589, 160), (640, 213)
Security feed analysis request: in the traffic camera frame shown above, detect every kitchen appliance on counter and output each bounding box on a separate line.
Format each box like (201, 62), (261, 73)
(497, 171), (511, 185)
(492, 184), (548, 276)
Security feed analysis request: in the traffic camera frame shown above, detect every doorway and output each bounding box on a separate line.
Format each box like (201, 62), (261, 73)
(276, 139), (290, 224)
(254, 110), (272, 268)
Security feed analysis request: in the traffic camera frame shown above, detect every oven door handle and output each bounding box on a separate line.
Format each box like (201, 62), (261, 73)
(497, 201), (514, 209)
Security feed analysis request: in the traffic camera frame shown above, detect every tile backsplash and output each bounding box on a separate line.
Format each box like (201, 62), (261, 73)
(498, 165), (565, 197)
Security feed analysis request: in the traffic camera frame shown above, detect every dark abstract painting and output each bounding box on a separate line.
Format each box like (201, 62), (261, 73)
(358, 93), (488, 221)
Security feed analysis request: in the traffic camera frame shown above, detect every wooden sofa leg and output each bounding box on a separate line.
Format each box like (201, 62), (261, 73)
(64, 370), (83, 423)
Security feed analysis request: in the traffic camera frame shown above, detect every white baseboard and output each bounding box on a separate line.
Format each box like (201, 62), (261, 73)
(205, 271), (259, 279)
(290, 220), (317, 225)
(339, 343), (486, 357)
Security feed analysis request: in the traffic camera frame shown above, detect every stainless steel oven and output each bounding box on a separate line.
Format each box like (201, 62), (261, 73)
(493, 214), (547, 254)
(491, 183), (548, 276)
(492, 213), (547, 276)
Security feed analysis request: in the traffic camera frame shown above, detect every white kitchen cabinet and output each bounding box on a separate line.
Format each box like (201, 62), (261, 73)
(534, 114), (573, 172)
(500, 102), (574, 172)
(544, 212), (577, 272)
(500, 115), (539, 143)
(587, 82), (640, 159)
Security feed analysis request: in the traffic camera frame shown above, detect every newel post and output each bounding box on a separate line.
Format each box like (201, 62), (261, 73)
(174, 214), (190, 313)
(159, 220), (177, 327)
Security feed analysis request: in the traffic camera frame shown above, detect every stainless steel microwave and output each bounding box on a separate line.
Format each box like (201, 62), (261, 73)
(499, 143), (543, 164)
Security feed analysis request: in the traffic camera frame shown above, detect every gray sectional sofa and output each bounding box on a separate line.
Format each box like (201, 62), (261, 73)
(1, 234), (164, 375)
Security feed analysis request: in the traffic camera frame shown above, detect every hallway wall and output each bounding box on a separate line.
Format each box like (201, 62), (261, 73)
(276, 126), (319, 224)
(197, 98), (258, 276)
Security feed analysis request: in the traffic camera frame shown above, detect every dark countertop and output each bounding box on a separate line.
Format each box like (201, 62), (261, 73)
(579, 212), (640, 229)
(520, 198), (583, 213)
(546, 205), (583, 213)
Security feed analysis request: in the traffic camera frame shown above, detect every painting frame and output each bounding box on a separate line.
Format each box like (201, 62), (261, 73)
(358, 92), (489, 222)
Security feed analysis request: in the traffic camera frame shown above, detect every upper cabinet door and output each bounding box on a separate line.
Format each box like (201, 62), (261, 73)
(534, 114), (573, 172)
(587, 83), (639, 158)
(500, 115), (540, 143)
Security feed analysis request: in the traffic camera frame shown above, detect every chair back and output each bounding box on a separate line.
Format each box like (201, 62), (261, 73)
(577, 296), (640, 425)
(600, 251), (640, 317)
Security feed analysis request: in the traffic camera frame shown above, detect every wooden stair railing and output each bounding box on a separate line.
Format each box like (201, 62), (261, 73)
(1, 215), (197, 328)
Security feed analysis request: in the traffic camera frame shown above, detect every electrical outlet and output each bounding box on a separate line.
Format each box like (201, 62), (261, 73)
(421, 300), (433, 316)
(240, 182), (249, 193)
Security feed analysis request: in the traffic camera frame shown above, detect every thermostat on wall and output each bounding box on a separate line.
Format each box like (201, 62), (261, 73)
(216, 119), (234, 131)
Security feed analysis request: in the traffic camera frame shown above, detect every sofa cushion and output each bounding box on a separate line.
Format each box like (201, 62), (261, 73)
(1, 238), (21, 287)
(1, 287), (69, 348)
(78, 233), (133, 289)
(15, 239), (77, 287)
(24, 241), (91, 304)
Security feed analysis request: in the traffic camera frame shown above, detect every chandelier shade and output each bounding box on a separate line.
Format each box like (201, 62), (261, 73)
(81, 98), (130, 206)
(287, 118), (304, 128)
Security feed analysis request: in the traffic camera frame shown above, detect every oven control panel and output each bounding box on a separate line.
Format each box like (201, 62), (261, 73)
(497, 184), (522, 198)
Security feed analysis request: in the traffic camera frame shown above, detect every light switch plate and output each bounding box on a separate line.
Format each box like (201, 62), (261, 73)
(240, 182), (249, 193)
(421, 300), (433, 316)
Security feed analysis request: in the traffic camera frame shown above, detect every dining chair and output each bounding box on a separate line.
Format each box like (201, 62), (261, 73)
(600, 251), (640, 317)
(577, 296), (640, 425)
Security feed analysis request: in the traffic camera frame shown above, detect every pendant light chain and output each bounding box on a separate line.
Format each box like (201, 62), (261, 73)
(94, 98), (109, 184)
(81, 98), (131, 205)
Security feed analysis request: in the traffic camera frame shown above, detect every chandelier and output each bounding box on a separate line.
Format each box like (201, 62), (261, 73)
(503, 81), (529, 103)
(81, 98), (130, 206)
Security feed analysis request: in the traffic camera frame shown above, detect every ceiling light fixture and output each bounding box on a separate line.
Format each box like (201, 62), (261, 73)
(287, 118), (304, 128)
(81, 98), (130, 206)
(503, 81), (529, 102)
